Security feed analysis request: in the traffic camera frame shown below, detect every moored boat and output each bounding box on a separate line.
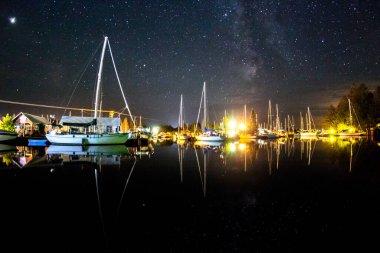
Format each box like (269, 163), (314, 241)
(0, 130), (18, 143)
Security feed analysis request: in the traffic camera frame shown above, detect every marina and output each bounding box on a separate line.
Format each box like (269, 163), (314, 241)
(1, 1), (380, 252)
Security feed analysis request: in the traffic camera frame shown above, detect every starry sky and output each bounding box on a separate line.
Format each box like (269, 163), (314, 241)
(1, 0), (380, 126)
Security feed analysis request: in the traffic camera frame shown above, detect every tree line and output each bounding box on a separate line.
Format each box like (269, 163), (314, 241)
(325, 83), (380, 130)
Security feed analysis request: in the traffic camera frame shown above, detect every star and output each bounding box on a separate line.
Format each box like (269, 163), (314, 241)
(9, 17), (16, 24)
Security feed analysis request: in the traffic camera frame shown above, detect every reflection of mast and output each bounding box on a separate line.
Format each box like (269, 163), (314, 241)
(117, 158), (137, 215)
(276, 141), (280, 170)
(178, 144), (184, 183)
(266, 143), (273, 175)
(94, 161), (106, 239)
(349, 141), (353, 173)
(194, 148), (206, 197)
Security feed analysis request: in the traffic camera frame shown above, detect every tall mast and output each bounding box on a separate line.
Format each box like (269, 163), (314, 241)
(268, 100), (272, 131)
(94, 36), (108, 120)
(300, 112), (303, 130)
(244, 104), (247, 126)
(203, 82), (207, 130)
(348, 98), (353, 127)
(179, 94), (183, 133)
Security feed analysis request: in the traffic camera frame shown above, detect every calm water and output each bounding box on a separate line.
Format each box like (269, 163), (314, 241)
(0, 138), (380, 252)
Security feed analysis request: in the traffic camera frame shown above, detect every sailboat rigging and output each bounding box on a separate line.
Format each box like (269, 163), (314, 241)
(46, 36), (135, 145)
(195, 82), (225, 142)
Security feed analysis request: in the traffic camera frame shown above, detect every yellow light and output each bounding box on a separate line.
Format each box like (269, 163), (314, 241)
(238, 123), (247, 131)
(348, 127), (355, 133)
(228, 143), (236, 152)
(238, 143), (246, 151)
(228, 120), (237, 130)
(329, 136), (336, 143)
(329, 128), (336, 134)
(228, 130), (236, 137)
(152, 126), (159, 135)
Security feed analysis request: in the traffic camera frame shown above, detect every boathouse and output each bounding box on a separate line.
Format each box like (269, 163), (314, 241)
(13, 112), (52, 137)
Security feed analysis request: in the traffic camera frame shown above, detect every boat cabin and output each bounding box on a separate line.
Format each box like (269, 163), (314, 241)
(59, 116), (121, 134)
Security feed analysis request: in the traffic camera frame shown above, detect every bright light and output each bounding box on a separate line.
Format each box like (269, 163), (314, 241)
(228, 120), (237, 130)
(329, 136), (336, 143)
(238, 143), (246, 151)
(228, 143), (236, 152)
(238, 123), (247, 131)
(228, 129), (236, 137)
(152, 126), (159, 135)
(348, 127), (355, 133)
(329, 128), (336, 134)
(9, 17), (16, 24)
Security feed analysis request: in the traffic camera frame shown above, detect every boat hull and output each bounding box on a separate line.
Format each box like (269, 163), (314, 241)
(0, 131), (18, 142)
(46, 133), (130, 145)
(195, 135), (226, 141)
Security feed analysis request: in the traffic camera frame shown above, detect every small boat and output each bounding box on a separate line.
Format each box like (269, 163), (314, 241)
(28, 137), (48, 146)
(0, 130), (18, 143)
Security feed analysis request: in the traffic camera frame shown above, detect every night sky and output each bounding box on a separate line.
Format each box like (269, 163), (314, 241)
(1, 1), (380, 126)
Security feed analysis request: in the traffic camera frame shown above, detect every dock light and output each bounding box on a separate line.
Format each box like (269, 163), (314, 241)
(348, 127), (355, 133)
(228, 120), (237, 130)
(329, 128), (336, 135)
(238, 143), (246, 151)
(228, 129), (237, 137)
(228, 143), (236, 152)
(238, 123), (247, 131)
(329, 136), (337, 143)
(152, 126), (159, 135)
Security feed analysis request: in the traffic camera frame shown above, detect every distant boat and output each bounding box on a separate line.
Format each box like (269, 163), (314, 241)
(0, 130), (17, 143)
(336, 99), (366, 137)
(176, 94), (190, 141)
(46, 36), (135, 145)
(239, 104), (256, 140)
(195, 82), (225, 142)
(299, 107), (318, 139)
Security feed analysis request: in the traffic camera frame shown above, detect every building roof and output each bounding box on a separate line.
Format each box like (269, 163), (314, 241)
(13, 112), (51, 125)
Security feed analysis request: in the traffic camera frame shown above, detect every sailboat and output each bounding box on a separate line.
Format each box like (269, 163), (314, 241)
(176, 94), (190, 141)
(299, 107), (318, 139)
(46, 36), (135, 145)
(258, 100), (277, 139)
(195, 82), (225, 142)
(336, 99), (366, 137)
(239, 104), (256, 140)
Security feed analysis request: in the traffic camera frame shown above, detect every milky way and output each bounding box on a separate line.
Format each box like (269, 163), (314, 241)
(1, 1), (379, 125)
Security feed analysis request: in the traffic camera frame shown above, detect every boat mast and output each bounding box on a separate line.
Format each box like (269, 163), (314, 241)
(94, 36), (108, 121)
(203, 82), (207, 130)
(178, 94), (183, 133)
(268, 100), (272, 131)
(348, 98), (353, 127)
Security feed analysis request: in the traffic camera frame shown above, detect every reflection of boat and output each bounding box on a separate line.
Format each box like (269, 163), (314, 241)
(0, 130), (18, 142)
(194, 140), (224, 149)
(46, 36), (135, 145)
(0, 144), (17, 153)
(46, 145), (132, 156)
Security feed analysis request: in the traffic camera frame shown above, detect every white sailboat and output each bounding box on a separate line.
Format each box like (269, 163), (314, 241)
(299, 107), (318, 139)
(258, 100), (277, 139)
(46, 36), (135, 145)
(195, 82), (225, 142)
(336, 99), (366, 137)
(176, 94), (190, 141)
